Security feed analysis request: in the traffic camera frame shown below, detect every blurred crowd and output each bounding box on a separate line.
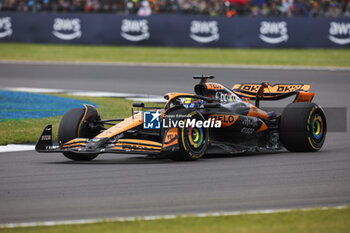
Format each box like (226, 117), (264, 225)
(1, 0), (350, 17)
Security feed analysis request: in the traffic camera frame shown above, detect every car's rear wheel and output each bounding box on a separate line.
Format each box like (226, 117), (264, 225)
(58, 107), (99, 161)
(169, 110), (209, 161)
(279, 102), (327, 152)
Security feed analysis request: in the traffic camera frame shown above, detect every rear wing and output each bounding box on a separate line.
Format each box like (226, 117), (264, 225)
(232, 83), (314, 107)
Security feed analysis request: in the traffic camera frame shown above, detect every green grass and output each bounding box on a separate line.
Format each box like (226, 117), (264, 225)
(0, 94), (150, 145)
(1, 207), (349, 233)
(0, 43), (349, 67)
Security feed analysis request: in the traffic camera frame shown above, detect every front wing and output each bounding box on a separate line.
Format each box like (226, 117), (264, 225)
(35, 125), (178, 155)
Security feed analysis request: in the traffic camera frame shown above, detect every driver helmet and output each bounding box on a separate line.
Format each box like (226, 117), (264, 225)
(184, 98), (204, 108)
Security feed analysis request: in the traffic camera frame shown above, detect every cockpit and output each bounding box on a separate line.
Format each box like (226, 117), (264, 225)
(164, 76), (243, 110)
(164, 94), (211, 110)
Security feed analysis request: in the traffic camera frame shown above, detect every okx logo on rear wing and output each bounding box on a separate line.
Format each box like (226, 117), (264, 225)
(232, 83), (314, 105)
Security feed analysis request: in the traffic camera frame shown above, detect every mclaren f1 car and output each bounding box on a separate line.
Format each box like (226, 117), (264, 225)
(36, 75), (327, 161)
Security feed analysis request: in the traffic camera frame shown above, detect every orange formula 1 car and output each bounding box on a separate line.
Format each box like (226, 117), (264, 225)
(36, 75), (327, 161)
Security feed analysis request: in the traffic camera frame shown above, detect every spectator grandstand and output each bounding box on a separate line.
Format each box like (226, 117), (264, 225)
(0, 0), (349, 17)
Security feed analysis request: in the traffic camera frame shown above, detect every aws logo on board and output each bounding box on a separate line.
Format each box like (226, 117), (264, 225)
(0, 17), (12, 39)
(328, 22), (350, 45)
(259, 21), (288, 44)
(52, 18), (82, 40)
(190, 20), (219, 43)
(121, 19), (150, 42)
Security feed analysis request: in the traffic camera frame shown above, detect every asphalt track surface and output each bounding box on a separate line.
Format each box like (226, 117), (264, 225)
(1, 63), (350, 224)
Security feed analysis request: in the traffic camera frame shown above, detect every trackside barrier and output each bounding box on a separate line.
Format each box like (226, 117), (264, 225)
(0, 13), (349, 48)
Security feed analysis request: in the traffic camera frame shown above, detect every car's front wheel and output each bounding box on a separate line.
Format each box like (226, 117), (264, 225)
(58, 107), (100, 161)
(169, 109), (209, 161)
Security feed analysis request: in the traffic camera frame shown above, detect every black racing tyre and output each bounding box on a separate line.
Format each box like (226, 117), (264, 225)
(58, 108), (99, 161)
(169, 109), (209, 161)
(279, 102), (327, 152)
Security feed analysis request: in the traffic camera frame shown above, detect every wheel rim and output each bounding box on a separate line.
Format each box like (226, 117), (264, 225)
(182, 116), (207, 153)
(188, 126), (204, 149)
(311, 114), (324, 142)
(178, 112), (208, 159)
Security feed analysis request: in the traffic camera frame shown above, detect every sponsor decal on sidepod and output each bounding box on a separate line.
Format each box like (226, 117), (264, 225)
(52, 18), (82, 40)
(259, 21), (288, 44)
(0, 17), (12, 38)
(189, 20), (219, 43)
(121, 19), (150, 42)
(328, 22), (350, 45)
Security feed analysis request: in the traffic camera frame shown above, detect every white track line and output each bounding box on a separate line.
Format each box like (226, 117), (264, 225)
(0, 144), (35, 152)
(1, 87), (166, 102)
(1, 60), (349, 71)
(0, 205), (347, 228)
(3, 87), (67, 93)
